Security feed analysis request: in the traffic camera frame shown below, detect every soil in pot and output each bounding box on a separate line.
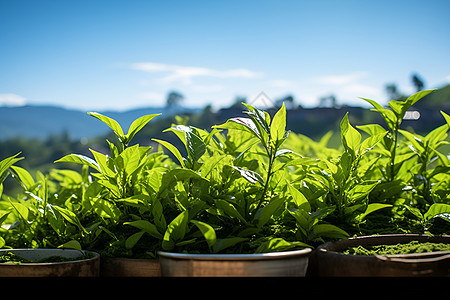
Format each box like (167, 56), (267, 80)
(0, 249), (100, 277)
(308, 234), (450, 277)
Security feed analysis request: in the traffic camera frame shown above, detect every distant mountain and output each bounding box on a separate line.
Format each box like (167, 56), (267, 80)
(0, 104), (199, 140)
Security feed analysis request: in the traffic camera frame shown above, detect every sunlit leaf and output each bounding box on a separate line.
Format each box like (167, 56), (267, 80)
(191, 220), (216, 248)
(88, 112), (124, 139)
(126, 113), (161, 142)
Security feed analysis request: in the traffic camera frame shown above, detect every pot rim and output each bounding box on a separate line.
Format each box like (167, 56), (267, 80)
(157, 247), (312, 261)
(0, 248), (100, 265)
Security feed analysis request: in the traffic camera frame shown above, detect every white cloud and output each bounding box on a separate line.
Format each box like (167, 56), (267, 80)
(130, 62), (263, 85)
(341, 84), (380, 95)
(445, 75), (450, 83)
(268, 79), (293, 88)
(191, 84), (224, 93)
(138, 92), (166, 106)
(313, 71), (369, 85)
(0, 94), (27, 106)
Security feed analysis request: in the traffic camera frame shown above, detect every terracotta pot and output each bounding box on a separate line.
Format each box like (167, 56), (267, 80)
(158, 248), (312, 277)
(0, 248), (100, 277)
(101, 257), (161, 277)
(308, 234), (450, 277)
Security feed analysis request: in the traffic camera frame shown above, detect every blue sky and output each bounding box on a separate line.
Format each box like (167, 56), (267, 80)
(1, 0), (449, 111)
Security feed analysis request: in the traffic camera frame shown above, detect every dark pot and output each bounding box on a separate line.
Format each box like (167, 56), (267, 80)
(0, 248), (100, 277)
(308, 234), (450, 277)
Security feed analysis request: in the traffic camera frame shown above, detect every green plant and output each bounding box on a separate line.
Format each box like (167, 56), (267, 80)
(52, 112), (176, 257)
(1, 164), (89, 251)
(361, 90), (435, 183)
(299, 113), (392, 234)
(145, 103), (348, 253)
(399, 111), (450, 208)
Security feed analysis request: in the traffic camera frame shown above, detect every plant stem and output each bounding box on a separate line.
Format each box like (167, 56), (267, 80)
(255, 146), (274, 213)
(389, 125), (399, 182)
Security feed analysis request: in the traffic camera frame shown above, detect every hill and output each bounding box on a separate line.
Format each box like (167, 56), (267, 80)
(0, 105), (197, 140)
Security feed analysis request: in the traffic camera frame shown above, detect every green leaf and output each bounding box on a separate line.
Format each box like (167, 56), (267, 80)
(361, 98), (397, 130)
(255, 238), (310, 253)
(162, 210), (189, 251)
(232, 166), (264, 185)
(242, 103), (271, 138)
(0, 153), (23, 183)
(441, 111), (450, 127)
(191, 220), (216, 248)
(10, 166), (35, 190)
(404, 89), (435, 108)
(356, 203), (392, 221)
(116, 144), (142, 175)
(126, 113), (161, 142)
(425, 123), (448, 148)
(152, 138), (185, 167)
(8, 199), (29, 221)
(91, 198), (121, 221)
(214, 117), (261, 140)
(347, 181), (379, 203)
(288, 208), (310, 231)
(270, 102), (287, 144)
(125, 220), (163, 239)
(424, 203), (450, 222)
(311, 224), (349, 240)
(359, 130), (388, 154)
(55, 153), (100, 172)
(185, 130), (206, 164)
(215, 199), (246, 223)
(405, 205), (423, 220)
(340, 113), (361, 154)
(287, 183), (311, 212)
(257, 196), (284, 227)
(88, 112), (124, 139)
(125, 230), (145, 249)
(212, 237), (247, 253)
(58, 240), (82, 251)
(53, 205), (87, 233)
(89, 149), (115, 177)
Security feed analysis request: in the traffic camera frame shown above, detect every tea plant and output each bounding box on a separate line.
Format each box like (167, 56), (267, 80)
(1, 89), (449, 257)
(53, 112), (178, 257)
(146, 103), (349, 253)
(1, 161), (90, 250)
(286, 113), (392, 234)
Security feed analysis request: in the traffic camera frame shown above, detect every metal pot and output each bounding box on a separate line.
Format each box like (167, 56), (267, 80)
(308, 234), (450, 277)
(0, 248), (100, 277)
(158, 248), (312, 277)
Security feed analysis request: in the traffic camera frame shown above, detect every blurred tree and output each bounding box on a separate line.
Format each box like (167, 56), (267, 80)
(412, 73), (425, 92)
(385, 83), (407, 101)
(230, 96), (247, 109)
(319, 94), (337, 108)
(275, 94), (295, 109)
(166, 91), (184, 110)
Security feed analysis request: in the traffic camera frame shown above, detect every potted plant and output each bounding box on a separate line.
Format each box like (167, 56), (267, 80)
(309, 233), (450, 277)
(304, 90), (450, 276)
(0, 154), (100, 277)
(151, 103), (348, 276)
(54, 112), (170, 276)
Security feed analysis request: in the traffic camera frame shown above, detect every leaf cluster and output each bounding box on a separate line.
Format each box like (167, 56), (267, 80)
(1, 90), (450, 257)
